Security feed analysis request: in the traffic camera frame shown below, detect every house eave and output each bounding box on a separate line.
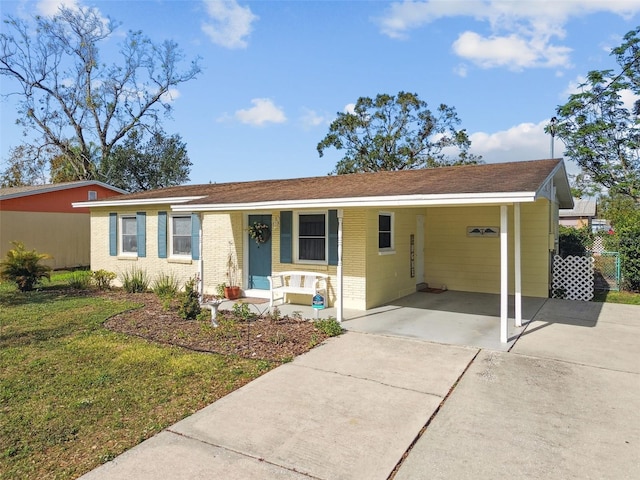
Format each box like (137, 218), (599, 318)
(72, 196), (206, 208)
(172, 192), (539, 212)
(536, 160), (573, 208)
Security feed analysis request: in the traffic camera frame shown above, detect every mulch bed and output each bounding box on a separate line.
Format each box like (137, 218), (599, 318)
(101, 292), (331, 362)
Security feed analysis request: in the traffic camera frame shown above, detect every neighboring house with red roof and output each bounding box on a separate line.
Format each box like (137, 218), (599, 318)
(0, 181), (126, 269)
(75, 159), (573, 334)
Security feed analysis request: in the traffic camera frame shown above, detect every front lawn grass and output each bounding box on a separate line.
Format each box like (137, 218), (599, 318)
(0, 276), (272, 479)
(593, 289), (640, 305)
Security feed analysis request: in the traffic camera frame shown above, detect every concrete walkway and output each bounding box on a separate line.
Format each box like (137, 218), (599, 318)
(80, 298), (640, 480)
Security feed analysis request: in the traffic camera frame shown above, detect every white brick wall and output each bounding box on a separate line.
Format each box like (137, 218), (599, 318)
(90, 207), (199, 289)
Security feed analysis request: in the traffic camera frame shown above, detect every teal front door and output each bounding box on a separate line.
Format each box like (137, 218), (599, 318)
(248, 214), (272, 290)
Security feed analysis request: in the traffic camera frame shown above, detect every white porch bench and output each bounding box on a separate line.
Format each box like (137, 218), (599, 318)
(268, 271), (329, 307)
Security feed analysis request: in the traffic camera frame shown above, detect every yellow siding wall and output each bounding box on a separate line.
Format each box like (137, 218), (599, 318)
(0, 211), (90, 269)
(424, 200), (551, 297)
(365, 208), (424, 308)
(341, 209), (367, 309)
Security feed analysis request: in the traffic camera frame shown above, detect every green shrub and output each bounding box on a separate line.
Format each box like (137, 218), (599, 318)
(232, 302), (254, 321)
(152, 272), (180, 298)
(313, 317), (343, 337)
(67, 270), (92, 290)
(120, 267), (150, 293)
(0, 241), (52, 292)
(92, 270), (116, 290)
(558, 225), (592, 258)
(617, 223), (640, 292)
(178, 276), (201, 320)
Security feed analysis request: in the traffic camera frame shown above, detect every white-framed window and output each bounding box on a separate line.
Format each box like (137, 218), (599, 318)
(88, 190), (97, 200)
(378, 212), (394, 252)
(120, 215), (138, 255)
(296, 212), (327, 263)
(170, 215), (192, 257)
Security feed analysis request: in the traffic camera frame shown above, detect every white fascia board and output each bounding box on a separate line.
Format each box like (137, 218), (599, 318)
(172, 192), (538, 212)
(72, 196), (206, 208)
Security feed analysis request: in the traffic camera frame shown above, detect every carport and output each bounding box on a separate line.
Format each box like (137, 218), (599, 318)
(331, 169), (571, 343)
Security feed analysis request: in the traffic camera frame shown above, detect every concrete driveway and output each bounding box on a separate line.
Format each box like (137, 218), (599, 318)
(394, 298), (640, 479)
(80, 297), (640, 480)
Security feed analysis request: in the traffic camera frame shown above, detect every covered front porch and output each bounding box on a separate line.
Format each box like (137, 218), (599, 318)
(220, 290), (547, 352)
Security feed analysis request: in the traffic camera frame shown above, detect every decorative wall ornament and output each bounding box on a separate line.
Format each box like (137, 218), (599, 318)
(466, 226), (499, 237)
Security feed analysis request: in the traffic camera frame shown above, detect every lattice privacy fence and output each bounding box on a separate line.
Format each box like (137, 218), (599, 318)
(592, 236), (605, 255)
(552, 255), (594, 301)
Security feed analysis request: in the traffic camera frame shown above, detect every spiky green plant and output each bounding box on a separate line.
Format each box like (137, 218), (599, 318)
(152, 272), (180, 298)
(0, 241), (52, 292)
(120, 267), (150, 293)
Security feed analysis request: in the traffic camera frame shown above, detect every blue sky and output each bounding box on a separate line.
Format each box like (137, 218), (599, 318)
(1, 0), (640, 185)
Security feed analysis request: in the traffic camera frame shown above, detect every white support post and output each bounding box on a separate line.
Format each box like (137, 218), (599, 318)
(337, 209), (344, 323)
(514, 203), (522, 327)
(500, 205), (508, 343)
(199, 214), (204, 303)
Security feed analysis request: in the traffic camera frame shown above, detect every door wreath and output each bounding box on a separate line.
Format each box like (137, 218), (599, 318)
(247, 222), (271, 245)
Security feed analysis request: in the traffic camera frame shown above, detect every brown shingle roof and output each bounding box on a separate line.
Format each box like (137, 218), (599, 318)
(111, 159), (564, 205)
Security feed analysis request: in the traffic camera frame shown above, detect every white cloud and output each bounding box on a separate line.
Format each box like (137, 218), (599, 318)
(36, 0), (81, 16)
(377, 0), (483, 40)
(619, 89), (640, 112)
(453, 63), (468, 77)
(34, 0), (111, 32)
(469, 119), (566, 164)
(344, 103), (356, 114)
(299, 108), (327, 129)
(453, 31), (571, 71)
(201, 0), (258, 49)
(468, 120), (585, 176)
(376, 0), (640, 71)
(160, 88), (181, 103)
(234, 98), (286, 126)
(562, 75), (588, 98)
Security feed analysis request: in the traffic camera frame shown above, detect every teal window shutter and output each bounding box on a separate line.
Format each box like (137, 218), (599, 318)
(328, 209), (338, 266)
(158, 211), (167, 259)
(280, 211), (292, 263)
(136, 212), (146, 258)
(191, 213), (200, 260)
(109, 213), (117, 256)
